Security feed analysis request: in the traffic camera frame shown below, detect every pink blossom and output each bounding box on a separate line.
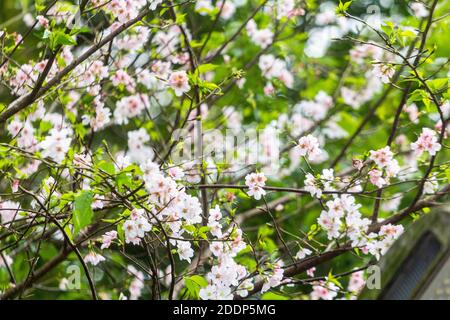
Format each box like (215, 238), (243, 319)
(297, 134), (323, 160)
(0, 200), (20, 223)
(168, 71), (191, 96)
(411, 128), (441, 156)
(369, 146), (394, 168)
(84, 252), (106, 266)
(36, 15), (49, 29)
(348, 271), (365, 293)
(404, 103), (419, 123)
(372, 63), (395, 84)
(101, 231), (118, 250)
(306, 267), (316, 277)
(410, 2), (429, 17)
(369, 169), (386, 188)
(310, 280), (339, 300)
(245, 172), (267, 200)
(295, 248), (312, 260)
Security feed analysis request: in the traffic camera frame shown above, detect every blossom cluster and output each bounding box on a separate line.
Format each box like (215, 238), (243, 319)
(368, 146), (400, 188)
(411, 128), (442, 156)
(317, 195), (404, 260)
(245, 172), (267, 200)
(258, 54), (294, 89)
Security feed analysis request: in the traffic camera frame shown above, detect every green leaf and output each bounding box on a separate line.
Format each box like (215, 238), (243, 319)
(445, 169), (450, 183)
(261, 292), (290, 300)
(54, 32), (77, 46)
(183, 224), (196, 234)
(116, 172), (133, 190)
(343, 0), (352, 10)
(338, 112), (359, 135)
(336, 0), (352, 15)
(427, 78), (448, 93)
(327, 270), (343, 289)
(39, 120), (52, 133)
(190, 39), (204, 48)
(175, 13), (187, 25)
(189, 275), (208, 288)
(381, 21), (395, 37)
(73, 190), (94, 235)
(197, 64), (218, 74)
(64, 224), (74, 242)
(98, 160), (116, 175)
(408, 89), (431, 111)
(399, 29), (416, 38)
(48, 31), (77, 50)
(183, 275), (207, 299)
(117, 222), (125, 243)
(35, 0), (45, 11)
(69, 26), (91, 36)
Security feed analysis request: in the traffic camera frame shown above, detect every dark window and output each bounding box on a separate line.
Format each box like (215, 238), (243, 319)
(380, 232), (442, 300)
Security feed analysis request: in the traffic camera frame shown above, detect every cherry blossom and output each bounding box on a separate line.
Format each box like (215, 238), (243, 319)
(168, 71), (191, 97)
(369, 169), (387, 188)
(217, 1), (236, 20)
(123, 208), (152, 245)
(306, 267), (316, 277)
(177, 240), (194, 263)
(304, 168), (336, 199)
(261, 261), (285, 293)
(372, 63), (395, 84)
(245, 172), (267, 200)
(84, 251), (106, 266)
(310, 280), (339, 300)
(410, 2), (429, 17)
(411, 128), (442, 156)
(0, 200), (21, 224)
(347, 271), (366, 294)
(295, 248), (312, 260)
(39, 128), (72, 164)
(369, 146), (394, 168)
(404, 103), (420, 123)
(297, 134), (323, 160)
(114, 94), (149, 124)
(101, 231), (118, 250)
(36, 15), (49, 29)
(149, 0), (163, 11)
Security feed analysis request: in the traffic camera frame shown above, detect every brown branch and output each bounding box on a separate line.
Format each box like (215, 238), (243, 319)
(0, 7), (152, 123)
